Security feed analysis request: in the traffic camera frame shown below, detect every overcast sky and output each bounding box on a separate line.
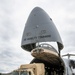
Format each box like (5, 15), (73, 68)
(0, 0), (75, 73)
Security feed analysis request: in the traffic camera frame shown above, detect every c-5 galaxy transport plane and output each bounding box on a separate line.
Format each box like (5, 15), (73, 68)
(21, 7), (75, 75)
(1, 7), (75, 75)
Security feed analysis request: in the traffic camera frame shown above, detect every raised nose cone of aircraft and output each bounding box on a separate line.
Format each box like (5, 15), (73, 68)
(21, 7), (64, 52)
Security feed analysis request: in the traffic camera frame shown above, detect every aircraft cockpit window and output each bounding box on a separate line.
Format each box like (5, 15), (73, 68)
(36, 43), (57, 52)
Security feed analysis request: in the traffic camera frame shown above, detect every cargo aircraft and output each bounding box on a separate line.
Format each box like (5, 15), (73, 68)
(21, 7), (75, 75)
(1, 7), (75, 75)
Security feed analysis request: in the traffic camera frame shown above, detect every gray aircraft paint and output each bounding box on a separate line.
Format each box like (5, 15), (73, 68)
(21, 7), (64, 51)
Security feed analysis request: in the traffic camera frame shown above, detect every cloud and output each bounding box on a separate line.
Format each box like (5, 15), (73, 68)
(0, 0), (75, 73)
(0, 0), (33, 73)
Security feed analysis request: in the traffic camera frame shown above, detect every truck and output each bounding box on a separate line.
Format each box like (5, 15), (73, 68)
(12, 63), (45, 75)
